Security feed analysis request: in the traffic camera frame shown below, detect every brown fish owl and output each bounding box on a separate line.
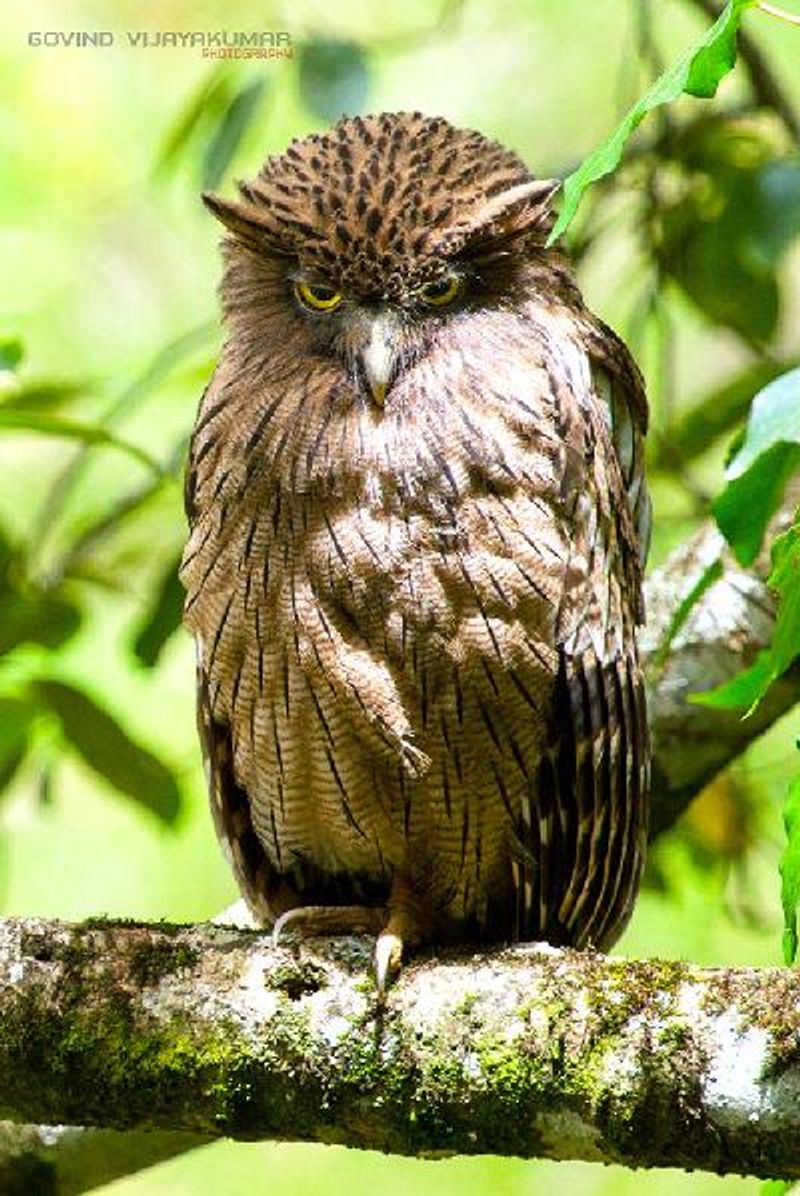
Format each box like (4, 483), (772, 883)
(182, 112), (651, 989)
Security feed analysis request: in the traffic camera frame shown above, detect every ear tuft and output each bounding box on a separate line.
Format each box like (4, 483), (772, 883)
(432, 178), (562, 259)
(468, 178), (561, 251)
(201, 192), (294, 255)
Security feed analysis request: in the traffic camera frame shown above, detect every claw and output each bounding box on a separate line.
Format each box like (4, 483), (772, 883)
(270, 903), (385, 948)
(373, 929), (404, 998)
(272, 906), (304, 948)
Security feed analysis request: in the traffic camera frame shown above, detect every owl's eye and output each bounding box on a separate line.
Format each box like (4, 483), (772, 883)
(418, 275), (463, 307)
(294, 280), (343, 312)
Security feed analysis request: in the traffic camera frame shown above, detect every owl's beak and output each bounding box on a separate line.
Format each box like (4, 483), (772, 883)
(359, 314), (398, 407)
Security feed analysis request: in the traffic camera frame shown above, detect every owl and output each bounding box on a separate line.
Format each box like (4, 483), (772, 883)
(182, 112), (651, 991)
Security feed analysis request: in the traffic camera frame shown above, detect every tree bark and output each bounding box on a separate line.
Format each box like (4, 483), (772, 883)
(1, 917), (800, 1181)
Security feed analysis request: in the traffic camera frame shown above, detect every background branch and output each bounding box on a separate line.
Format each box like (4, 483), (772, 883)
(0, 1123), (209, 1196)
(643, 495), (800, 835)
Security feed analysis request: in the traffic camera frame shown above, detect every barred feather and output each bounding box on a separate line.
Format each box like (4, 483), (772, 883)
(183, 112), (651, 956)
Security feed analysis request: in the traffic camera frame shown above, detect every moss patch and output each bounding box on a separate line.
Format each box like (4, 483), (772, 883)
(265, 957), (328, 1000)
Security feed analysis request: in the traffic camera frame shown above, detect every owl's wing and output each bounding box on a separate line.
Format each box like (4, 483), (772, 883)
(518, 644), (648, 951)
(195, 650), (301, 925)
(586, 317), (652, 584)
(185, 382), (296, 927)
(514, 330), (650, 951)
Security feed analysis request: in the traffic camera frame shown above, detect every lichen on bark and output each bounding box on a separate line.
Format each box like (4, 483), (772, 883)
(2, 917), (800, 1179)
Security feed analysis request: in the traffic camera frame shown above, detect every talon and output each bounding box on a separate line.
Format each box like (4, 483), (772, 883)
(272, 907), (304, 948)
(270, 904), (385, 948)
(374, 930), (404, 997)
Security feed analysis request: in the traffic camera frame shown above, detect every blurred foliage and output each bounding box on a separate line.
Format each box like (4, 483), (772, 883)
(298, 38), (370, 122)
(132, 550), (186, 668)
(781, 755), (800, 963)
(654, 119), (790, 344)
(0, 319), (212, 831)
(2, 0), (800, 1192)
(202, 76), (270, 190)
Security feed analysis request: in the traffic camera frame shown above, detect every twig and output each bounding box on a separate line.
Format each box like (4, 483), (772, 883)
(757, 2), (800, 29)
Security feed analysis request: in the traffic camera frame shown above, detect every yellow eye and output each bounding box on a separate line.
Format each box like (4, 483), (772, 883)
(294, 280), (343, 312)
(418, 275), (462, 307)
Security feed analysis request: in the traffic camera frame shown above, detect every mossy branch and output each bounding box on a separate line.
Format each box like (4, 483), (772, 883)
(2, 916), (800, 1180)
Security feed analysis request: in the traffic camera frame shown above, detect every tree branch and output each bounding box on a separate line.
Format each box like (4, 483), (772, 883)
(1, 917), (800, 1179)
(643, 499), (799, 836)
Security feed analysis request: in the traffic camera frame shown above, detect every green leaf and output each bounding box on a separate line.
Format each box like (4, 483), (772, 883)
(0, 377), (91, 413)
(0, 696), (36, 796)
(0, 592), (82, 654)
(693, 521), (800, 713)
(202, 77), (267, 190)
(549, 0), (756, 243)
(761, 1181), (793, 1196)
(713, 368), (800, 564)
(0, 409), (162, 475)
(132, 554), (185, 668)
(767, 523), (800, 681)
(689, 649), (773, 711)
(726, 367), (800, 480)
(684, 2), (753, 96)
(0, 336), (24, 371)
(155, 65), (233, 177)
(298, 38), (369, 123)
(32, 680), (181, 824)
(780, 762), (800, 965)
(713, 442), (800, 566)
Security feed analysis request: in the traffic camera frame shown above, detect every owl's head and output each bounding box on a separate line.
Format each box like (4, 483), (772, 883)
(204, 112), (560, 407)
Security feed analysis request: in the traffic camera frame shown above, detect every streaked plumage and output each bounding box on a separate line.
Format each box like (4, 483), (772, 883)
(182, 112), (651, 984)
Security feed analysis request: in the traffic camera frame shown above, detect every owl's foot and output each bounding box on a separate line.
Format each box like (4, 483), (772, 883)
(269, 887), (429, 1002)
(373, 875), (431, 998)
(271, 904), (385, 948)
